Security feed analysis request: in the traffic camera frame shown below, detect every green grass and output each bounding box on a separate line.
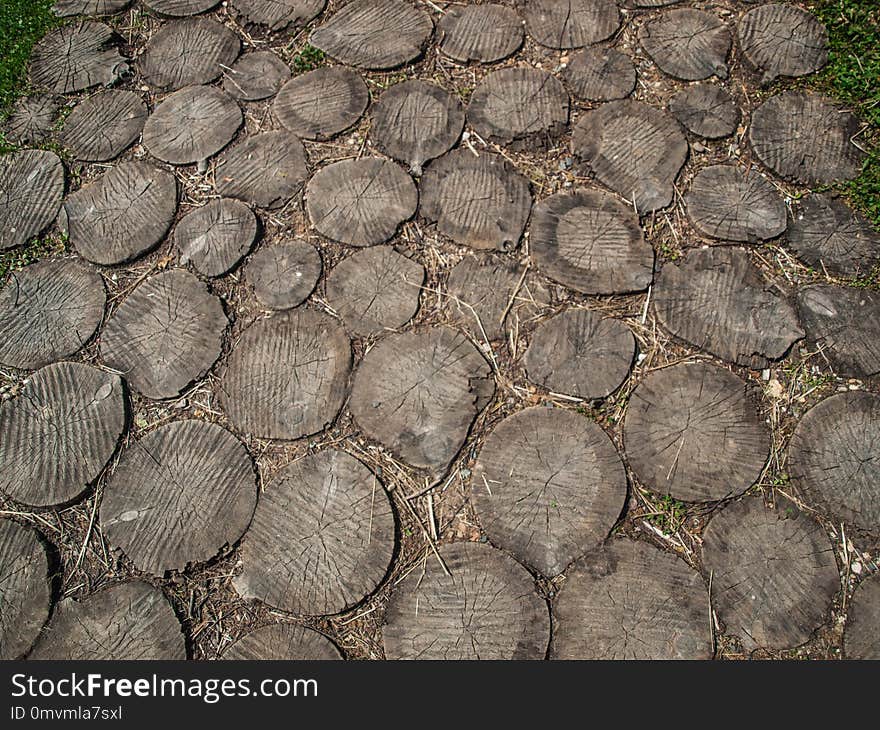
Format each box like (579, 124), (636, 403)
(0, 0), (59, 112)
(290, 44), (326, 74)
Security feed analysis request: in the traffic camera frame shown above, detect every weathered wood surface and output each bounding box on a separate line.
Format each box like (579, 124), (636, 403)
(53, 0), (131, 15)
(231, 0), (325, 30)
(60, 90), (147, 162)
(222, 624), (342, 660)
(738, 4), (828, 83)
(668, 83), (740, 139)
(639, 9), (731, 80)
(472, 406), (627, 576)
(29, 21), (128, 93)
(2, 95), (59, 145)
(143, 0), (219, 16)
(438, 4), (522, 63)
(102, 421), (257, 575)
(0, 149), (65, 252)
(383, 542), (550, 660)
(845, 574), (880, 659)
(274, 66), (369, 141)
(246, 240), (322, 310)
(175, 198), (257, 277)
(562, 47), (636, 102)
(222, 51), (290, 101)
(521, 0), (620, 49)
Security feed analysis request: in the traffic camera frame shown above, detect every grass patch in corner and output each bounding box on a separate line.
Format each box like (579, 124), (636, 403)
(0, 0), (59, 112)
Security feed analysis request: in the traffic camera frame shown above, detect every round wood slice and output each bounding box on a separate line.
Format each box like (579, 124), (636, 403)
(749, 91), (864, 185)
(419, 149), (531, 251)
(0, 149), (65, 252)
(845, 574), (880, 659)
(788, 193), (880, 278)
(60, 90), (147, 162)
(738, 4), (828, 83)
(325, 246), (424, 337)
(234, 449), (395, 615)
(0, 520), (52, 660)
(218, 309), (351, 440)
(467, 68), (569, 148)
(29, 21), (128, 94)
(530, 187), (654, 295)
(796, 284), (880, 379)
(216, 131), (308, 210)
(640, 9), (731, 81)
(53, 0), (132, 16)
(472, 406), (627, 576)
(61, 161), (178, 265)
(371, 80), (465, 174)
(553, 539), (712, 659)
(309, 0), (433, 70)
(175, 198), (257, 277)
(231, 0), (326, 30)
(101, 269), (227, 400)
(789, 392), (879, 534)
(139, 18), (240, 91)
(571, 100), (688, 213)
(0, 362), (126, 507)
(222, 51), (290, 101)
(668, 83), (740, 139)
(438, 4), (523, 63)
(521, 0), (620, 49)
(685, 164), (786, 243)
(384, 541), (550, 660)
(102, 421), (257, 575)
(0, 258), (105, 370)
(2, 95), (59, 145)
(222, 624), (342, 660)
(306, 158), (417, 247)
(246, 240), (322, 310)
(702, 497), (839, 651)
(624, 361), (770, 502)
(562, 47), (636, 102)
(143, 0), (220, 16)
(621, 0), (682, 6)
(446, 255), (549, 341)
(524, 309), (635, 399)
(350, 326), (493, 472)
(29, 581), (186, 660)
(274, 66), (369, 141)
(654, 247), (803, 368)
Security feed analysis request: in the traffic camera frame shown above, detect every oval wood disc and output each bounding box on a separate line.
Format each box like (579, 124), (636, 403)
(467, 68), (569, 148)
(530, 188), (654, 294)
(624, 361), (770, 502)
(702, 497), (839, 651)
(639, 9), (731, 80)
(654, 247), (803, 368)
(101, 269), (227, 400)
(685, 164), (786, 243)
(29, 21), (128, 94)
(668, 83), (740, 139)
(222, 51), (290, 101)
(0, 149), (65, 252)
(419, 149), (532, 251)
(219, 309), (351, 440)
(796, 284), (880, 379)
(0, 520), (52, 660)
(749, 91), (864, 185)
(0, 362), (126, 507)
(371, 80), (465, 174)
(350, 326), (494, 472)
(306, 158), (417, 247)
(845, 574), (880, 659)
(438, 4), (523, 63)
(384, 541), (550, 660)
(142, 85), (242, 165)
(62, 161), (178, 265)
(102, 421), (257, 575)
(231, 0), (326, 30)
(0, 258), (105, 370)
(553, 539), (712, 659)
(325, 246), (424, 337)
(309, 0), (433, 70)
(175, 198), (257, 277)
(275, 67), (368, 141)
(53, 0), (132, 16)
(246, 240), (322, 310)
(571, 100), (688, 213)
(789, 392), (879, 534)
(143, 0), (220, 16)
(472, 407), (627, 576)
(234, 449), (395, 615)
(216, 131), (308, 210)
(738, 4), (828, 83)
(521, 0), (620, 49)
(524, 309), (635, 400)
(2, 95), (59, 145)
(562, 47), (636, 102)
(222, 624), (342, 660)
(60, 90), (148, 162)
(788, 193), (880, 278)
(29, 581), (186, 660)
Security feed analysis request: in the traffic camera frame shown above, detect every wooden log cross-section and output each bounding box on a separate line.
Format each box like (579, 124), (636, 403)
(438, 4), (523, 63)
(274, 67), (369, 141)
(246, 240), (322, 310)
(60, 89), (148, 162)
(0, 149), (65, 252)
(639, 9), (731, 81)
(668, 83), (741, 139)
(221, 624), (341, 661)
(520, 0), (621, 49)
(230, 0), (326, 31)
(174, 198), (258, 278)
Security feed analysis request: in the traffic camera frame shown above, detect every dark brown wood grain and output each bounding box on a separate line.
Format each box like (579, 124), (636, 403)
(246, 240), (322, 310)
(562, 47), (636, 102)
(438, 4), (523, 63)
(60, 89), (147, 162)
(29, 21), (128, 93)
(231, 0), (325, 30)
(639, 9), (731, 80)
(175, 198), (257, 277)
(222, 51), (290, 101)
(668, 83), (740, 139)
(1, 95), (59, 145)
(0, 149), (65, 252)
(274, 66), (369, 141)
(53, 0), (131, 15)
(521, 0), (620, 49)
(738, 4), (828, 83)
(222, 623), (342, 660)
(845, 574), (880, 659)
(142, 0), (219, 16)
